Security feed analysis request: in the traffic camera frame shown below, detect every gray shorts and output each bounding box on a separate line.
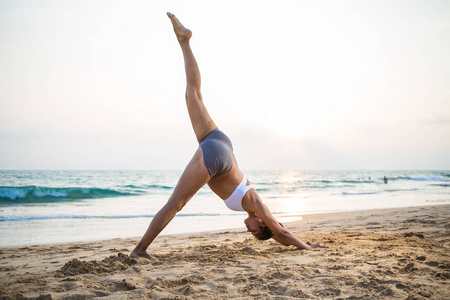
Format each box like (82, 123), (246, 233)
(199, 129), (233, 178)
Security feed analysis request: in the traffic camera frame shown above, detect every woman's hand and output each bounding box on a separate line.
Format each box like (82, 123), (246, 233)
(310, 242), (329, 249)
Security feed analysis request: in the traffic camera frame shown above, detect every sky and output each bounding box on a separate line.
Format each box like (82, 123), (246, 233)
(1, 0), (449, 170)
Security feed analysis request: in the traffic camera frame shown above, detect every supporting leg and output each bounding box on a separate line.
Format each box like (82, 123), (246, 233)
(131, 147), (210, 259)
(167, 12), (217, 142)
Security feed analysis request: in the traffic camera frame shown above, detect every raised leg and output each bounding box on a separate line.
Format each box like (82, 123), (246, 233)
(167, 12), (217, 142)
(131, 147), (210, 259)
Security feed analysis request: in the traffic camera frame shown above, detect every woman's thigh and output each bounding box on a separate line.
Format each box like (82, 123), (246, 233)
(167, 147), (211, 209)
(185, 91), (218, 142)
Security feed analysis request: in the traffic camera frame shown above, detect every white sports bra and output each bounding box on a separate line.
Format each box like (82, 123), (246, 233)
(223, 176), (253, 211)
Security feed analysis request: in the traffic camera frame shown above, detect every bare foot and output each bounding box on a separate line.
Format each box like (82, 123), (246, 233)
(167, 12), (192, 43)
(130, 249), (158, 261)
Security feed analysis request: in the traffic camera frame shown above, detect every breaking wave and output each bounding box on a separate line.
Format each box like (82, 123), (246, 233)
(0, 186), (138, 203)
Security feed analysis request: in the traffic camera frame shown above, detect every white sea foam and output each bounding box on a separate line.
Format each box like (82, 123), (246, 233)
(404, 176), (449, 181)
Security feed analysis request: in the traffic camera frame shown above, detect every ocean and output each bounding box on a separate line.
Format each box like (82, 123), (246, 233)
(1, 170), (449, 247)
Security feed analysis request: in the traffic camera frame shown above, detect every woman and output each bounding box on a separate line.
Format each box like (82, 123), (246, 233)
(131, 13), (326, 260)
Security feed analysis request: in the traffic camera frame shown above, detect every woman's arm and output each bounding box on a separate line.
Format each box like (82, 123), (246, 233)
(272, 233), (327, 249)
(272, 231), (312, 249)
(243, 190), (327, 250)
(254, 201), (312, 249)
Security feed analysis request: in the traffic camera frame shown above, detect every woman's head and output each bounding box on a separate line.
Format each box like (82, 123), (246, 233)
(244, 215), (283, 240)
(254, 226), (274, 240)
(244, 215), (265, 237)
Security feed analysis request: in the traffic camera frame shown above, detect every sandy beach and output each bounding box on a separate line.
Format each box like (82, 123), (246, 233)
(1, 204), (449, 299)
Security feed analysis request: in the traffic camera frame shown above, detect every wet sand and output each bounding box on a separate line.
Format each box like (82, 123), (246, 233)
(1, 204), (449, 299)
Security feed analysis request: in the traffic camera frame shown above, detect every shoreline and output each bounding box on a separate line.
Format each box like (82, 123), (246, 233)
(2, 203), (449, 249)
(2, 169), (448, 248)
(1, 204), (449, 299)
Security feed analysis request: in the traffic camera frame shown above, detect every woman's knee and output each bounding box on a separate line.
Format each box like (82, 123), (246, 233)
(166, 197), (189, 213)
(185, 89), (202, 103)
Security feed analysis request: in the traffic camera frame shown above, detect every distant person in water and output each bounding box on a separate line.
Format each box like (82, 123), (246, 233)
(131, 13), (327, 260)
(383, 176), (388, 184)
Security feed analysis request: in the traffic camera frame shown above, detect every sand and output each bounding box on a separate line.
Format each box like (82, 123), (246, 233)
(1, 204), (449, 299)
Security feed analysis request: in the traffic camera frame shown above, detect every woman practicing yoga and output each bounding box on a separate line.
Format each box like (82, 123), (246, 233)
(131, 13), (326, 260)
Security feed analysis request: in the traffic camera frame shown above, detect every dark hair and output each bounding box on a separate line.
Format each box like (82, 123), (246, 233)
(255, 223), (284, 241)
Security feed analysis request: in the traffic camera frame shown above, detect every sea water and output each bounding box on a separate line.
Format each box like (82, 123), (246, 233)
(1, 170), (449, 246)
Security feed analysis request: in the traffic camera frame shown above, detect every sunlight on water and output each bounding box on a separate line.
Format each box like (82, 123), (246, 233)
(276, 171), (304, 193)
(271, 196), (309, 214)
(277, 216), (303, 223)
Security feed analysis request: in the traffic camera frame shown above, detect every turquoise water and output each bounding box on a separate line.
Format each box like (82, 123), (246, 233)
(1, 170), (449, 246)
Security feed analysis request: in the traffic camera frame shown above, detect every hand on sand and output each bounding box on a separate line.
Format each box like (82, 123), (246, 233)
(310, 242), (329, 249)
